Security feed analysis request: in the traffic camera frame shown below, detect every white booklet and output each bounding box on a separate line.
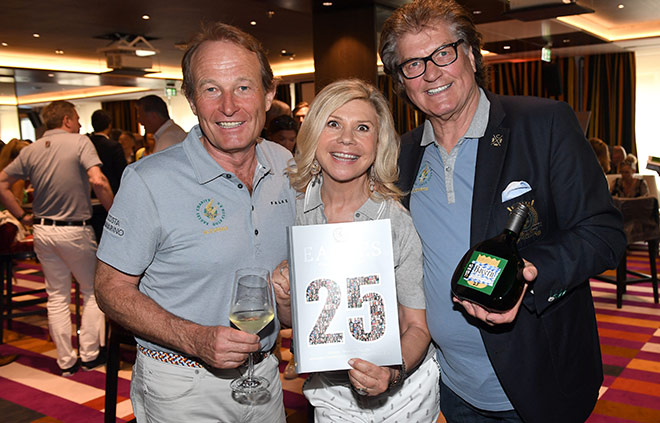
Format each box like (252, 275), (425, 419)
(288, 219), (402, 374)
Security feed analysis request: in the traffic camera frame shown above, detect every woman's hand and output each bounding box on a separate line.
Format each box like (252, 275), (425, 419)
(347, 358), (391, 396)
(272, 260), (292, 327)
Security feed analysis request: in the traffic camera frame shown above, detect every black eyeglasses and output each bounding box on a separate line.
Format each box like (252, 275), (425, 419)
(398, 39), (464, 79)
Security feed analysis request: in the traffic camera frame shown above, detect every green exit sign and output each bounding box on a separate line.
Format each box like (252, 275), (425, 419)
(541, 47), (551, 63)
(165, 87), (177, 96)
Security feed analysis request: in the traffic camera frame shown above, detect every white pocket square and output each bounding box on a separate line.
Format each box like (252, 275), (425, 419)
(502, 181), (531, 202)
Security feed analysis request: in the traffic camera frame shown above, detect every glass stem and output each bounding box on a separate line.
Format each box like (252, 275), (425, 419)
(246, 352), (255, 381)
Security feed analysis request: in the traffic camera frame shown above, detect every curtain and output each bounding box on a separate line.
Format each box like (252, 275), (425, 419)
(378, 75), (425, 135)
(487, 52), (636, 154)
(102, 100), (140, 134)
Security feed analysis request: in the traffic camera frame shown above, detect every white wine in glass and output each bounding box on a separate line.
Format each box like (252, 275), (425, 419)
(229, 267), (274, 400)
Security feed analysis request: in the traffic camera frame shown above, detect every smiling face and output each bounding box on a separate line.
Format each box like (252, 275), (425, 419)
(187, 40), (275, 156)
(397, 23), (479, 125)
(315, 99), (378, 189)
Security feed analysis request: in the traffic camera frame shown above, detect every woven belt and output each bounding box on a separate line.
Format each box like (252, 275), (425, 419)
(138, 345), (272, 368)
(139, 346), (204, 368)
(37, 218), (90, 226)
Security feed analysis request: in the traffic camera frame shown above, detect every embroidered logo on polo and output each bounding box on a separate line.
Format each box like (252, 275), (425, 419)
(412, 162), (432, 193)
(508, 200), (542, 241)
(196, 198), (226, 226)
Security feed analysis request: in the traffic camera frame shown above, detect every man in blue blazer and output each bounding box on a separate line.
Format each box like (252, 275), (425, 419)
(379, 1), (626, 422)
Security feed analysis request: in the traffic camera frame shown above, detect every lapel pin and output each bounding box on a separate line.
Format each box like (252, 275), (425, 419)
(491, 134), (503, 147)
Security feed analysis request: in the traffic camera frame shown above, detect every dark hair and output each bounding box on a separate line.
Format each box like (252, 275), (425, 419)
(109, 128), (122, 141)
(181, 22), (274, 100)
(379, 0), (487, 104)
(137, 95), (170, 120)
(91, 109), (112, 132)
(268, 114), (298, 136)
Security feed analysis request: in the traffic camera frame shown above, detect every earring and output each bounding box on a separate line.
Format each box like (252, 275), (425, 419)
(311, 159), (321, 186)
(369, 172), (376, 192)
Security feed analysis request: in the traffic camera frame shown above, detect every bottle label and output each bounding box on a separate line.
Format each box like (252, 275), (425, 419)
(457, 251), (508, 295)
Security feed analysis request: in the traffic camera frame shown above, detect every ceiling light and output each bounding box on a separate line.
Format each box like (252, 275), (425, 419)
(142, 14), (150, 20)
(503, 45), (511, 50)
(1, 42), (7, 47)
(618, 4), (624, 9)
(135, 49), (156, 57)
(322, 2), (333, 6)
(250, 21), (257, 26)
(267, 10), (275, 18)
(473, 10), (482, 15)
(55, 50), (64, 54)
(98, 35), (159, 57)
(47, 73), (54, 77)
(33, 33), (40, 38)
(281, 49), (287, 54)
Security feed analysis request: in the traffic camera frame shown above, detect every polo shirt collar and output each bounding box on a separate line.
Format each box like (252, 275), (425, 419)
(183, 125), (272, 185)
(154, 119), (173, 140)
(420, 87), (490, 147)
(42, 128), (68, 137)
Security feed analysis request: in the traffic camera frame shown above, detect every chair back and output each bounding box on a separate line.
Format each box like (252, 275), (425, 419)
(0, 223), (19, 255)
(612, 197), (660, 244)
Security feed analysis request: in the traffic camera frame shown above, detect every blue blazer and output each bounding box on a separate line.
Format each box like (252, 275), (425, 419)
(398, 91), (626, 423)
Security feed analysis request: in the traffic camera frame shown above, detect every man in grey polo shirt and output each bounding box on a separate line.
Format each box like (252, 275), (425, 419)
(0, 100), (114, 376)
(94, 22), (295, 422)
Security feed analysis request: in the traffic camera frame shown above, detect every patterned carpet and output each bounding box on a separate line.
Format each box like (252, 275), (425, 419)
(1, 247), (659, 423)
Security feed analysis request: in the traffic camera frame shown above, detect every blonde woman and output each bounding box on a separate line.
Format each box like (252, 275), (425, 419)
(272, 79), (440, 422)
(0, 139), (30, 204)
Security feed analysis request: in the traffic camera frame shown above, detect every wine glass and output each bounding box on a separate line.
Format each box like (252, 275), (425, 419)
(229, 267), (275, 401)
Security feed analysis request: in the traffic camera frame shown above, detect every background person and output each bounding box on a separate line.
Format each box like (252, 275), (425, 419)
(589, 137), (611, 174)
(94, 22), (295, 422)
(379, 1), (626, 422)
(611, 155), (649, 198)
(267, 114), (298, 153)
(136, 95), (187, 153)
(0, 139), (30, 204)
(273, 79), (439, 422)
(117, 131), (137, 164)
(0, 100), (114, 376)
(610, 145), (627, 174)
(292, 101), (309, 127)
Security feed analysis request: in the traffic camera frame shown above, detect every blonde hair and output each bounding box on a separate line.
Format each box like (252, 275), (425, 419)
(287, 79), (402, 201)
(0, 138), (29, 171)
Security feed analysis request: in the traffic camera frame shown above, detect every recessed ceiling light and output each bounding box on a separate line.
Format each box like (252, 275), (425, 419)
(322, 2), (333, 6)
(142, 14), (150, 20)
(48, 73), (54, 77)
(563, 39), (571, 43)
(503, 45), (511, 50)
(55, 50), (64, 54)
(250, 20), (257, 26)
(33, 33), (40, 38)
(281, 49), (287, 54)
(618, 4), (624, 9)
(1, 42), (7, 47)
(473, 10), (482, 15)
(289, 57), (295, 61)
(267, 10), (275, 18)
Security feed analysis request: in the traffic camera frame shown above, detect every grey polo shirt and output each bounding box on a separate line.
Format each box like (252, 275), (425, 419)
(5, 128), (101, 220)
(97, 125), (296, 355)
(411, 89), (514, 411)
(297, 179), (425, 309)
